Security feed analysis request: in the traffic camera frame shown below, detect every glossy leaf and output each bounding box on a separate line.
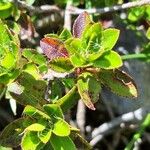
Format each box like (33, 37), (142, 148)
(0, 117), (34, 147)
(43, 104), (63, 119)
(21, 131), (41, 150)
(38, 129), (52, 144)
(49, 57), (74, 73)
(93, 51), (122, 69)
(25, 123), (45, 132)
(1, 52), (16, 69)
(98, 69), (138, 98)
(50, 134), (76, 150)
(52, 118), (70, 136)
(40, 37), (68, 60)
(77, 72), (101, 110)
(73, 11), (92, 38)
(101, 28), (120, 50)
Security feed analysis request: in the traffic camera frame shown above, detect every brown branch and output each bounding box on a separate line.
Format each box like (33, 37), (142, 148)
(14, 0), (150, 15)
(69, 0), (150, 14)
(15, 0), (60, 14)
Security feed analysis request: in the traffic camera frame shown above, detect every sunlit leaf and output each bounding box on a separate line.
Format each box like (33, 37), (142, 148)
(52, 118), (70, 136)
(98, 69), (138, 98)
(101, 28), (120, 50)
(93, 51), (122, 69)
(77, 72), (101, 110)
(22, 49), (46, 65)
(23, 63), (41, 80)
(1, 52), (16, 69)
(0, 2), (13, 19)
(23, 105), (50, 119)
(50, 134), (76, 150)
(25, 123), (45, 132)
(84, 23), (102, 52)
(49, 57), (74, 73)
(38, 129), (52, 144)
(21, 131), (41, 150)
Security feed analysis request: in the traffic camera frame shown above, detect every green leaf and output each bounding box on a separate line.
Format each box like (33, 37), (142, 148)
(21, 131), (41, 150)
(49, 57), (74, 73)
(43, 104), (63, 119)
(65, 38), (86, 55)
(7, 72), (47, 108)
(56, 86), (79, 113)
(49, 80), (63, 101)
(0, 20), (19, 51)
(70, 54), (87, 67)
(128, 7), (145, 22)
(0, 117), (34, 147)
(25, 123), (45, 132)
(93, 51), (122, 69)
(53, 118), (70, 136)
(23, 105), (50, 119)
(0, 52), (16, 69)
(0, 69), (20, 84)
(85, 23), (102, 52)
(50, 134), (76, 150)
(77, 72), (101, 110)
(101, 28), (120, 50)
(38, 129), (52, 144)
(146, 27), (150, 40)
(59, 28), (72, 41)
(98, 69), (138, 98)
(22, 49), (46, 65)
(23, 63), (41, 80)
(0, 2), (13, 19)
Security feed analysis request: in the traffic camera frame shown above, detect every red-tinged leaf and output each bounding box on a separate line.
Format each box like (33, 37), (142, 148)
(73, 11), (92, 38)
(40, 37), (68, 60)
(98, 69), (138, 98)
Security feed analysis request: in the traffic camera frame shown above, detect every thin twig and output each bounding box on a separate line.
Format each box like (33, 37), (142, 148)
(14, 0), (150, 15)
(68, 0), (150, 14)
(64, 1), (72, 30)
(76, 100), (86, 135)
(90, 106), (150, 146)
(13, 0), (60, 14)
